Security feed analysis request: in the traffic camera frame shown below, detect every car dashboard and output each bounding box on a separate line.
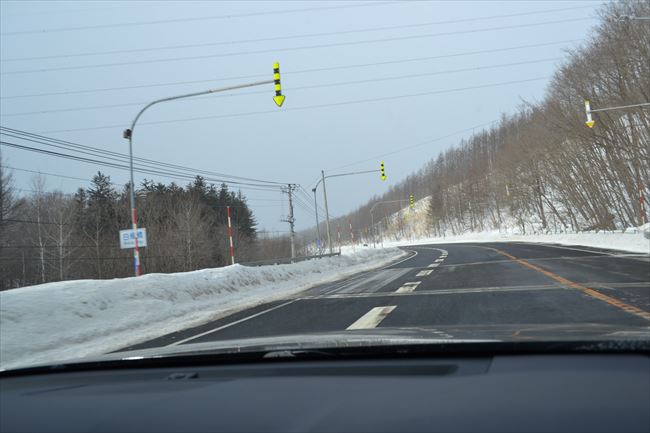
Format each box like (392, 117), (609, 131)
(1, 353), (649, 432)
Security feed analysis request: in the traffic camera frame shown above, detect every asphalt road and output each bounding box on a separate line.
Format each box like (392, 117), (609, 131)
(124, 242), (650, 350)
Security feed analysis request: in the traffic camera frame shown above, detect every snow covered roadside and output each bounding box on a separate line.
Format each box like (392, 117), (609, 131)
(0, 247), (406, 371)
(382, 225), (650, 254)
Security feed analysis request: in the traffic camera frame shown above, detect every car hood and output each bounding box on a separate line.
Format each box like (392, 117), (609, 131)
(3, 323), (648, 373)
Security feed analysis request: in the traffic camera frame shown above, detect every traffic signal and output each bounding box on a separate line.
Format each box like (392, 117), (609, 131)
(409, 194), (415, 209)
(584, 100), (594, 128)
(380, 162), (386, 181)
(273, 62), (285, 107)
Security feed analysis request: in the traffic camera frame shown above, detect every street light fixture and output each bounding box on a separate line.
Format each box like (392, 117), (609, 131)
(123, 65), (284, 277)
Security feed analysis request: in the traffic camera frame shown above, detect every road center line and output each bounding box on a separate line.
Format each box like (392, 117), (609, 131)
(417, 270), (433, 276)
(486, 247), (650, 321)
(347, 306), (396, 330)
(396, 281), (421, 293)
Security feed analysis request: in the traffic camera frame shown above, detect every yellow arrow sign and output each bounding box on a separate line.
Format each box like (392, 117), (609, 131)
(273, 62), (285, 107)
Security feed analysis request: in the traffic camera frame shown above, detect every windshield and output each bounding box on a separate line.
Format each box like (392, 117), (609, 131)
(0, 0), (648, 371)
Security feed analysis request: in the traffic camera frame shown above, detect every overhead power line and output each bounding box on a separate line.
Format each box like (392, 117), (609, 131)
(1, 1), (397, 36)
(1, 165), (126, 187)
(0, 139), (288, 194)
(0, 39), (581, 100)
(0, 17), (592, 75)
(1, 57), (563, 117)
(5, 165), (290, 204)
(39, 76), (551, 134)
(0, 6), (587, 62)
(0, 127), (287, 186)
(327, 120), (501, 173)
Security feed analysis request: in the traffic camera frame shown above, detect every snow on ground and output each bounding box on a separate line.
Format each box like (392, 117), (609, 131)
(381, 224), (650, 254)
(374, 195), (649, 254)
(0, 247), (406, 371)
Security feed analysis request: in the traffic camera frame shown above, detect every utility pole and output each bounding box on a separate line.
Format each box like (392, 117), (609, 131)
(282, 184), (297, 259)
(311, 188), (322, 253)
(321, 170), (332, 254)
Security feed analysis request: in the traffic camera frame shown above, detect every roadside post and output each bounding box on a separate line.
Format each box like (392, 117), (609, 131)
(227, 206), (235, 265)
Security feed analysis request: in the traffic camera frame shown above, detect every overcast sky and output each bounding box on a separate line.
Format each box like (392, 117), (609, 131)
(0, 0), (605, 233)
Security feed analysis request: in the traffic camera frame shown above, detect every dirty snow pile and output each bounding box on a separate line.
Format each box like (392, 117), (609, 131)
(0, 247), (405, 371)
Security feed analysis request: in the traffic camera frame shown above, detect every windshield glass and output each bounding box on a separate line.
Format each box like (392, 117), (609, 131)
(0, 0), (648, 371)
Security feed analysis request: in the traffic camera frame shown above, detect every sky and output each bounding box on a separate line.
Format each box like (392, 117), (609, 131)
(0, 0), (606, 233)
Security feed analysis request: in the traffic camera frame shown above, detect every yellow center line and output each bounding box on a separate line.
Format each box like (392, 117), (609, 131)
(486, 247), (650, 322)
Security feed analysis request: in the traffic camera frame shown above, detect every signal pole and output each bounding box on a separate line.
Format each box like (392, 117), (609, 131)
(314, 163), (386, 254)
(123, 62), (285, 277)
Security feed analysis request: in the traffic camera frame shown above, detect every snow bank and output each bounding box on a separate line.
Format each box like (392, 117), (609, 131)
(383, 226), (650, 254)
(0, 247), (405, 371)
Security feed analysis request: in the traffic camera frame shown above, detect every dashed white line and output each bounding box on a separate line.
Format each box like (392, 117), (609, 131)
(435, 258), (445, 262)
(427, 263), (439, 268)
(396, 281), (421, 293)
(417, 270), (433, 276)
(347, 306), (396, 330)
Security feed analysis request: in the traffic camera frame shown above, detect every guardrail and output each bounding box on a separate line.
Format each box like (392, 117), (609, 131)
(239, 252), (341, 267)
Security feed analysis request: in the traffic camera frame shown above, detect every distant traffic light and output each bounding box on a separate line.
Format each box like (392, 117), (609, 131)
(380, 162), (386, 181)
(584, 100), (594, 128)
(409, 194), (415, 209)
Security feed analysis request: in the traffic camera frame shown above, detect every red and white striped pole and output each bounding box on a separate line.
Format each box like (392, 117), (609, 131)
(227, 206), (235, 265)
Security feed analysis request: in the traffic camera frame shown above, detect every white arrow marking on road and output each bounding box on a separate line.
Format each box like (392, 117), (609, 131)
(417, 270), (433, 276)
(347, 306), (396, 330)
(396, 281), (421, 293)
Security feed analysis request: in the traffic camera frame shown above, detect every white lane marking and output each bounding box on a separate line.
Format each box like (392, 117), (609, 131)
(435, 258), (445, 262)
(309, 284), (569, 299)
(322, 249), (419, 296)
(412, 247), (448, 255)
(166, 300), (295, 347)
(396, 281), (421, 293)
(382, 249), (419, 268)
(417, 270), (433, 276)
(347, 306), (396, 330)
(427, 263), (439, 268)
